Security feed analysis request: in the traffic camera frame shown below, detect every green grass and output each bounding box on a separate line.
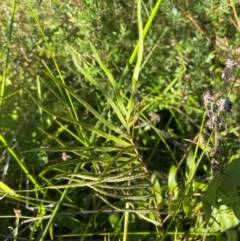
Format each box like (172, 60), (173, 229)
(1, 0), (240, 240)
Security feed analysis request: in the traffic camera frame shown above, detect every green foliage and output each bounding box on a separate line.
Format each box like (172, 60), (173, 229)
(1, 0), (240, 240)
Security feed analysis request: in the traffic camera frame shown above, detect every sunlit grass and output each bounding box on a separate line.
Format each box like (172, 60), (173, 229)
(1, 0), (240, 240)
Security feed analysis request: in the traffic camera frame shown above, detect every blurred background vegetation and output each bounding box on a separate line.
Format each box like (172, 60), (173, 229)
(1, 0), (240, 240)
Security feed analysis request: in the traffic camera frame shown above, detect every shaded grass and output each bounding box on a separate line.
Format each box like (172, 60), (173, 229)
(1, 0), (240, 241)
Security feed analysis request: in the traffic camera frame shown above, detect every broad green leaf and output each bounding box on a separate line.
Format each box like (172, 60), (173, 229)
(201, 195), (212, 223)
(208, 205), (239, 232)
(186, 150), (195, 179)
(203, 176), (219, 208)
(183, 184), (193, 218)
(220, 160), (240, 191)
(226, 230), (238, 241)
(168, 165), (178, 199)
(151, 173), (162, 205)
(109, 213), (122, 233)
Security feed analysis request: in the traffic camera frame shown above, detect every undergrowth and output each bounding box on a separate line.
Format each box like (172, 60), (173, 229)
(1, 0), (240, 241)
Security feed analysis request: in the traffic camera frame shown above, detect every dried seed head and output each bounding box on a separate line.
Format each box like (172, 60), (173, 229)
(149, 113), (161, 122)
(222, 59), (240, 82)
(217, 97), (232, 112)
(216, 116), (224, 131)
(205, 115), (224, 131)
(221, 67), (233, 82)
(205, 119), (215, 129)
(203, 90), (214, 104)
(225, 59), (238, 68)
(207, 110), (218, 122)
